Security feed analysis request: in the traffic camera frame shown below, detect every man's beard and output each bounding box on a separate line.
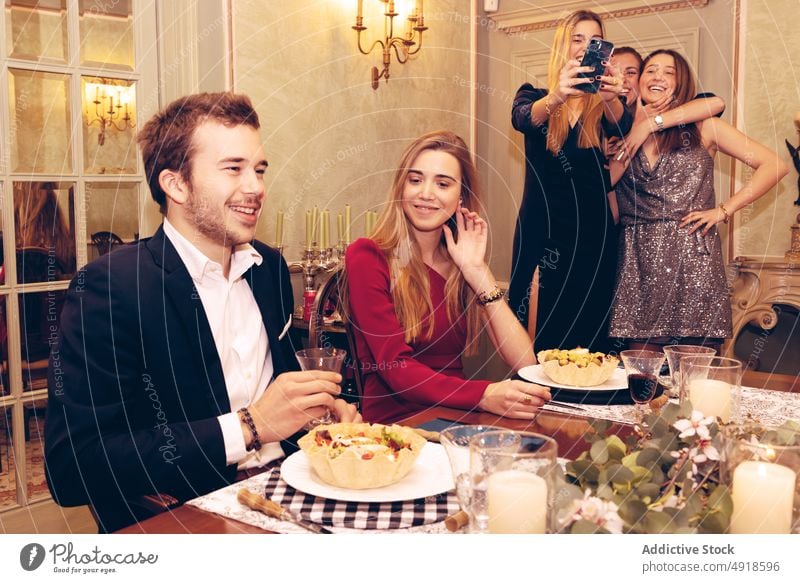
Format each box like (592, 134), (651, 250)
(184, 190), (251, 247)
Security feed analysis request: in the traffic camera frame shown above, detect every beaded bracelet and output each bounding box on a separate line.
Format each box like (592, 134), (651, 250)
(238, 407), (262, 452)
(719, 203), (731, 224)
(477, 286), (506, 306)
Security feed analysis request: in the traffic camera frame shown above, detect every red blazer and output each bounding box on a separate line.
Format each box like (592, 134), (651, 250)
(345, 238), (488, 423)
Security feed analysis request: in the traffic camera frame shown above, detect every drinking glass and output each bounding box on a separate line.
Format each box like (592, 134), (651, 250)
(469, 430), (558, 534)
(620, 350), (666, 424)
(681, 356), (742, 423)
(663, 345), (716, 399)
(440, 425), (500, 529)
(295, 347), (347, 428)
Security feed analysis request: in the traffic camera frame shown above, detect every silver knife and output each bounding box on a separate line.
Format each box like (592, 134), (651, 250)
(543, 401), (589, 412)
(237, 488), (334, 534)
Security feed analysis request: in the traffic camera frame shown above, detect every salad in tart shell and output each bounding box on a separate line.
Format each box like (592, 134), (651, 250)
(536, 348), (619, 387)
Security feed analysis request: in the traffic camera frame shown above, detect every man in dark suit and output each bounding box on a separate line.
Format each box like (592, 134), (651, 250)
(45, 92), (359, 532)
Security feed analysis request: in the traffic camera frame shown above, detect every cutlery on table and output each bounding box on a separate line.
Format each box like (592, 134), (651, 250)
(542, 400), (589, 412)
(412, 427), (441, 442)
(237, 488), (334, 534)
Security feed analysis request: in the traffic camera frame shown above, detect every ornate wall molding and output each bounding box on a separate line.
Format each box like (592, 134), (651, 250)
(490, 0), (710, 34)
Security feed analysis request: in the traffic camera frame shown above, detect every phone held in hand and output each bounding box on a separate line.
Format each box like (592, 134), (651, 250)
(575, 37), (614, 94)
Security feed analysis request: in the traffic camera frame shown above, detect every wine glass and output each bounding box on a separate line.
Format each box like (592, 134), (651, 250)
(620, 350), (666, 424)
(295, 347), (347, 428)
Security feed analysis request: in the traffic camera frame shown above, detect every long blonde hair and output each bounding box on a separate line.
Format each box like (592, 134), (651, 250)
(345, 131), (482, 353)
(546, 10), (606, 155)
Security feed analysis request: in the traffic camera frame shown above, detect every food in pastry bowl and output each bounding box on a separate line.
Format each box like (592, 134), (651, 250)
(298, 423), (426, 489)
(536, 348), (619, 387)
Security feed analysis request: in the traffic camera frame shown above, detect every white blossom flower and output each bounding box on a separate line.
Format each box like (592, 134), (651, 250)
(673, 411), (715, 440)
(561, 489), (624, 534)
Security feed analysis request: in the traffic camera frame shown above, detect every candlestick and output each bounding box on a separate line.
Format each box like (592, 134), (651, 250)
(731, 461), (796, 534)
(337, 213), (344, 244)
(311, 206), (319, 244)
(486, 470), (547, 534)
(345, 205), (352, 243)
(305, 210), (312, 249)
(276, 210), (284, 247)
(321, 210), (330, 249)
(687, 379), (732, 422)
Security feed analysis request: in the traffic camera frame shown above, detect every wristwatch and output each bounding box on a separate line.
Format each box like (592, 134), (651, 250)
(654, 114), (665, 132)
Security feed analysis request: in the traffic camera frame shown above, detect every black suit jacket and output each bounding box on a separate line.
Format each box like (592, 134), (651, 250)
(45, 226), (298, 531)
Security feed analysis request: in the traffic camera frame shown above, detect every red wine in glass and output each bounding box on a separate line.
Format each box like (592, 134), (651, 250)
(628, 373), (658, 404)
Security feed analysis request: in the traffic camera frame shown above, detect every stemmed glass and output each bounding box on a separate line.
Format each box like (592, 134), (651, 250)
(295, 347), (347, 428)
(620, 350), (666, 424)
(663, 345), (716, 399)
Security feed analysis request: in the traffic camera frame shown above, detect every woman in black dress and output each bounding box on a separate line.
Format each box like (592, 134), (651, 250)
(509, 9), (630, 353)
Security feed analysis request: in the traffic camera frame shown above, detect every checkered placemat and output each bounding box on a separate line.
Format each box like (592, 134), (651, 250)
(264, 469), (459, 530)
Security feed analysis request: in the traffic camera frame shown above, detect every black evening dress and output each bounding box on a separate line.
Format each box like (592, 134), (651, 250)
(509, 84), (632, 353)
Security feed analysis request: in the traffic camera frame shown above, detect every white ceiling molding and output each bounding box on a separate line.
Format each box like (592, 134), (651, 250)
(490, 0), (710, 33)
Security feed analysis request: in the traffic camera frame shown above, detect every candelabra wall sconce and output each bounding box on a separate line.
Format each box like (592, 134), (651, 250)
(84, 79), (136, 146)
(354, 0), (428, 90)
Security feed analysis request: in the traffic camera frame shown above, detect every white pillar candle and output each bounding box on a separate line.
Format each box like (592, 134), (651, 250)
(730, 460), (796, 534)
(276, 210), (284, 247)
(486, 469), (547, 534)
(688, 379), (732, 422)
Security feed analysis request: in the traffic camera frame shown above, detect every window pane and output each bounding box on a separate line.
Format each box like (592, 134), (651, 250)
(82, 77), (137, 174)
(0, 404), (17, 511)
(13, 181), (76, 284)
(0, 296), (8, 394)
(8, 69), (72, 174)
(25, 398), (47, 501)
(86, 182), (138, 260)
(79, 0), (134, 70)
(19, 290), (64, 392)
(5, 0), (68, 62)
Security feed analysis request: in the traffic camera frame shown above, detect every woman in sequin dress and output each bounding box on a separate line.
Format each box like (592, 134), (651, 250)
(608, 50), (788, 350)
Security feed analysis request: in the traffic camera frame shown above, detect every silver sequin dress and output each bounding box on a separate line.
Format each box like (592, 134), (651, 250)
(609, 144), (732, 339)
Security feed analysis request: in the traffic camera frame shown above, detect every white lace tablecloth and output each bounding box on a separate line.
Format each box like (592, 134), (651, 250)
(542, 386), (800, 426)
(186, 471), (452, 534)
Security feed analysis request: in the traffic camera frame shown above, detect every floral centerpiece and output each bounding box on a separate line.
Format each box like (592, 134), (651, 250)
(556, 402), (800, 534)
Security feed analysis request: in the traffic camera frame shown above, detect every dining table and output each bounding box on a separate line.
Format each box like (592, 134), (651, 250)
(116, 405), (631, 534)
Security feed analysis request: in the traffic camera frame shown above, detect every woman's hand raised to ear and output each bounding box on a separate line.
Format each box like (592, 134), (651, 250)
(442, 206), (489, 285)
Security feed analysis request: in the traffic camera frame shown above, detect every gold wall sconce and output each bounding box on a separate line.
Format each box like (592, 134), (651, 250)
(84, 80), (136, 145)
(353, 0), (428, 90)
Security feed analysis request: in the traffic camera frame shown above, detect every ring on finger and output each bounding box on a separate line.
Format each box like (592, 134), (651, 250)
(522, 395), (532, 406)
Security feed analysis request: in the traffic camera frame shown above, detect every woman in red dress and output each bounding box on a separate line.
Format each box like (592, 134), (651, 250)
(344, 131), (551, 424)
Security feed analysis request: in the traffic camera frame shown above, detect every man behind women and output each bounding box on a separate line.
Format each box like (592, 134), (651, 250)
(45, 92), (358, 532)
(345, 131), (551, 425)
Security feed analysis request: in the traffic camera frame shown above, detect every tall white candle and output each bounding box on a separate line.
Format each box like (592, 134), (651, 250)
(730, 460), (796, 534)
(305, 210), (312, 249)
(345, 205), (352, 243)
(688, 379), (732, 422)
(486, 469), (547, 534)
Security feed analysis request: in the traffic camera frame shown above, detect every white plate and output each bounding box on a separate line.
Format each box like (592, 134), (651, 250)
(281, 443), (455, 503)
(518, 364), (628, 392)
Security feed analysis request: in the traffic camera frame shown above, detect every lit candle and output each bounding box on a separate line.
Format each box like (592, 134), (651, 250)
(305, 210), (312, 249)
(337, 213), (344, 244)
(276, 210), (284, 247)
(345, 204), (352, 243)
(687, 379), (732, 422)
(487, 470), (547, 534)
(730, 461), (796, 534)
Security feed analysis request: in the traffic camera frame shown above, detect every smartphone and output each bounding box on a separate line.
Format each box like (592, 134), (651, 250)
(575, 37), (614, 94)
